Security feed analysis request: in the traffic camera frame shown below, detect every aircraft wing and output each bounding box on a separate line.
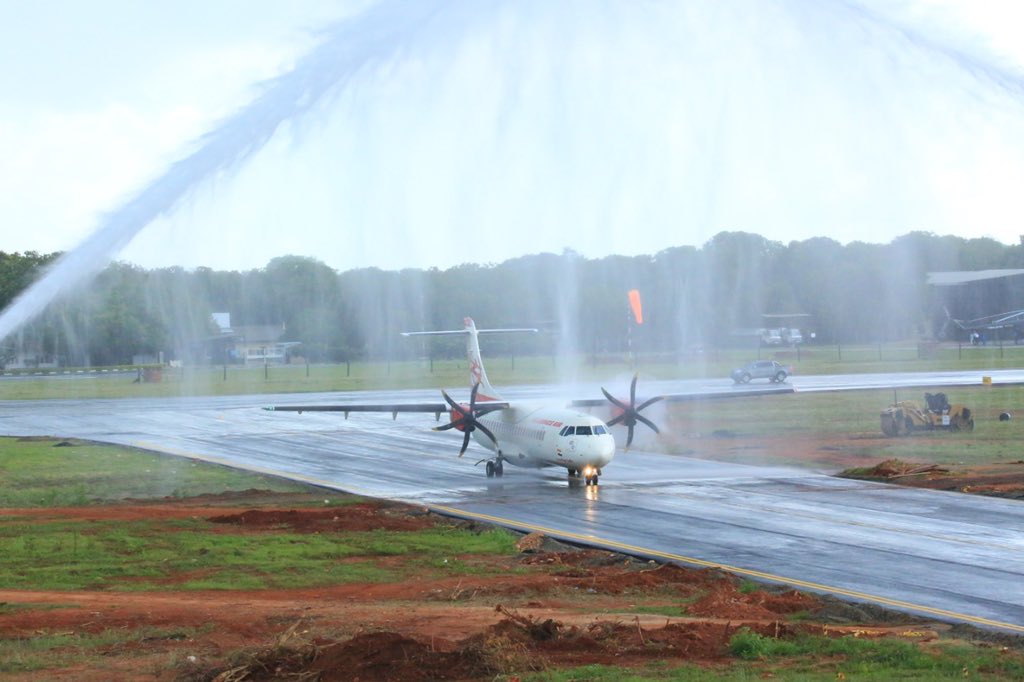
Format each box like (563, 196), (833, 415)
(263, 401), (509, 419)
(567, 384), (794, 409)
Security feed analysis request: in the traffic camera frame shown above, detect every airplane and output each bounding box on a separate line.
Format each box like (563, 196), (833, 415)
(264, 317), (665, 486)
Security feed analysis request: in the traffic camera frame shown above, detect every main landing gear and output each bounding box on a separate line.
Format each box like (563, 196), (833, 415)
(485, 459), (504, 478)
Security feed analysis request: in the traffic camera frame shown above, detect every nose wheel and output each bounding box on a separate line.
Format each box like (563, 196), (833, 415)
(568, 468), (599, 486)
(485, 459), (504, 478)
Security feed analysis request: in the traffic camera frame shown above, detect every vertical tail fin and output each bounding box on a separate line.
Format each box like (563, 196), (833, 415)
(463, 317), (499, 401)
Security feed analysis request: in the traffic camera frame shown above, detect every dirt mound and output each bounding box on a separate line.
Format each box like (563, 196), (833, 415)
(197, 606), (826, 681)
(311, 632), (482, 681)
(843, 459), (949, 479)
(207, 503), (437, 532)
(688, 584), (819, 620)
(840, 460), (1024, 499)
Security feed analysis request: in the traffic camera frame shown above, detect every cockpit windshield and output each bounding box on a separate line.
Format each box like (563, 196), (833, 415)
(560, 424), (608, 436)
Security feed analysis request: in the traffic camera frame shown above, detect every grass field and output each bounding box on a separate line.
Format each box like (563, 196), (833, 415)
(2, 340), (1024, 400)
(0, 438), (308, 506)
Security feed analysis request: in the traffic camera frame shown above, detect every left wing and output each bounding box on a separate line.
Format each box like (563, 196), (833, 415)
(264, 384), (510, 457)
(265, 403), (449, 420)
(264, 401), (509, 421)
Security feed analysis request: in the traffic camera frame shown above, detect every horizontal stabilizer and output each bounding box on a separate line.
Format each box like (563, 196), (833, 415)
(401, 328), (537, 336)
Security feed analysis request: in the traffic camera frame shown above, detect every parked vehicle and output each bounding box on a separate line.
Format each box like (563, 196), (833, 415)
(730, 360), (790, 384)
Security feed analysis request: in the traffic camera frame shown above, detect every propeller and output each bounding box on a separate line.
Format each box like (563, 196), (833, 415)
(433, 382), (498, 457)
(601, 373), (664, 448)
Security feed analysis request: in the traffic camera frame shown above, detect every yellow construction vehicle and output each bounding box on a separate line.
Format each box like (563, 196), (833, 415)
(880, 392), (973, 437)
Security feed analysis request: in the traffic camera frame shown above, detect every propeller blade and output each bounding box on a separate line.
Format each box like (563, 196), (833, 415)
(475, 421), (498, 445)
(441, 389), (467, 415)
(636, 413), (660, 434)
(637, 395), (665, 411)
(437, 382), (495, 457)
(601, 373), (663, 448)
(601, 387), (628, 410)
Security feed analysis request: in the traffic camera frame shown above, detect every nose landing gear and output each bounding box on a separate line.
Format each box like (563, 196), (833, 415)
(568, 467), (600, 486)
(485, 459), (504, 478)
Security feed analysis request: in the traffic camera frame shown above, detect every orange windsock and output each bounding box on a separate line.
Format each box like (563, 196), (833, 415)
(628, 289), (643, 324)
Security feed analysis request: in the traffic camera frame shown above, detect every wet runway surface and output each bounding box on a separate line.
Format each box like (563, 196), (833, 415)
(3, 370), (1024, 632)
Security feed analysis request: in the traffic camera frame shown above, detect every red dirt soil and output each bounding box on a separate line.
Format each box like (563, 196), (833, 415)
(0, 495), (948, 681)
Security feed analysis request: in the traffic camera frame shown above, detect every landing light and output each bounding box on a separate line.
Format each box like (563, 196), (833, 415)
(583, 465), (596, 477)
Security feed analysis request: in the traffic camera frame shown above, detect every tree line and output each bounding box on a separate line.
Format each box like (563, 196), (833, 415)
(1, 231), (1021, 367)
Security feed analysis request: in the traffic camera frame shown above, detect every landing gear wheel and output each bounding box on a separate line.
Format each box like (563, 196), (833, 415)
(495, 460), (504, 477)
(485, 461), (495, 478)
(585, 474), (599, 486)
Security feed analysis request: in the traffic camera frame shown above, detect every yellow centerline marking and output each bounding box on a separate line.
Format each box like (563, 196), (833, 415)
(131, 440), (1024, 635)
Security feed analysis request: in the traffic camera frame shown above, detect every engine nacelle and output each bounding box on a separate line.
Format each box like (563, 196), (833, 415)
(449, 405), (472, 431)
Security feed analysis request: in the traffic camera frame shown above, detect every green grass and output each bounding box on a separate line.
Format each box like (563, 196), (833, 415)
(3, 340), (1024, 400)
(0, 437), (310, 506)
(726, 630), (1024, 679)
(0, 601), (77, 615)
(0, 518), (518, 591)
(660, 385), (1024, 468)
(524, 631), (1024, 680)
(0, 625), (209, 673)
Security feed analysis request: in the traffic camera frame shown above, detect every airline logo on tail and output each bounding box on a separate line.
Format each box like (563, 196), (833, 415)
(463, 317), (498, 401)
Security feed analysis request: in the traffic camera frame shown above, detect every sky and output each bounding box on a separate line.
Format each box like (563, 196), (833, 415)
(3, 0), (1024, 273)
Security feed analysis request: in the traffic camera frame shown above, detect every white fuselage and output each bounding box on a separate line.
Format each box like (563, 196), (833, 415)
(474, 402), (616, 471)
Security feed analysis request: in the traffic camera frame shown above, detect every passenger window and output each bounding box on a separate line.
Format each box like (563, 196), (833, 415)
(576, 426), (592, 436)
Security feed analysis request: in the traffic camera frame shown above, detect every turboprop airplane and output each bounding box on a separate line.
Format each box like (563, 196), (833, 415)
(264, 317), (665, 486)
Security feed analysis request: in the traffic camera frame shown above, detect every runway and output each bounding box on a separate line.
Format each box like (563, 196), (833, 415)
(2, 370), (1024, 633)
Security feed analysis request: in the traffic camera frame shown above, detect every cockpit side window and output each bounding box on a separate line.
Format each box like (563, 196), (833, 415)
(594, 425), (607, 435)
(575, 425), (592, 436)
(561, 426), (575, 436)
